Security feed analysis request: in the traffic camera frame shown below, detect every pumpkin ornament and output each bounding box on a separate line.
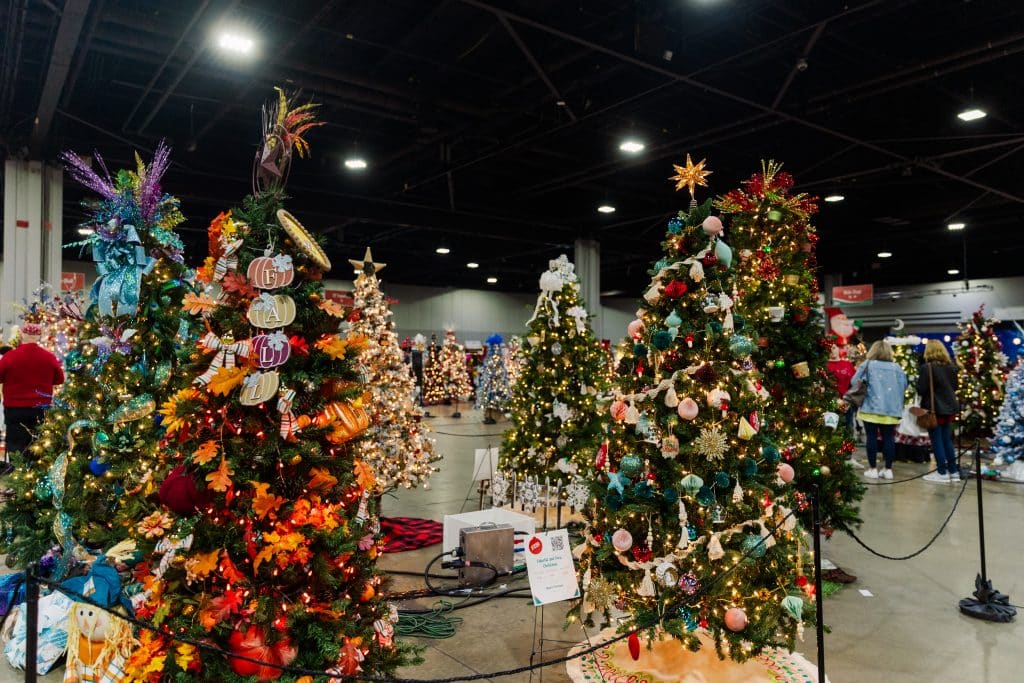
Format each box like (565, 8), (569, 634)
(194, 331), (252, 387)
(240, 370), (281, 406)
(247, 252), (295, 289)
(248, 293), (297, 329)
(252, 331), (292, 369)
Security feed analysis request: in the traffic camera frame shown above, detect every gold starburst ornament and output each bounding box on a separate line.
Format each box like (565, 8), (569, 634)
(670, 154), (712, 201)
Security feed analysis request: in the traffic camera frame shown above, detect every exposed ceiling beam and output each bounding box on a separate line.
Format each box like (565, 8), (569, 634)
(497, 14), (576, 121)
(28, 0), (91, 156)
(458, 0), (1024, 206)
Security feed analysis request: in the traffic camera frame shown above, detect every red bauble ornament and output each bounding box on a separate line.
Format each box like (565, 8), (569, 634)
(632, 544), (653, 563)
(701, 253), (717, 267)
(628, 632), (641, 661)
(159, 465), (211, 515)
(725, 607), (748, 632)
(664, 280), (688, 298)
(795, 575), (809, 587)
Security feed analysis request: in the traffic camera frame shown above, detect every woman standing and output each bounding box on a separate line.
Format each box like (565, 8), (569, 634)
(850, 340), (907, 479)
(918, 339), (961, 482)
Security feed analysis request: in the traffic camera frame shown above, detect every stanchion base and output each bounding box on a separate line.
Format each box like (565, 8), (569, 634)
(451, 412), (462, 418)
(959, 575), (1016, 623)
(482, 417), (497, 425)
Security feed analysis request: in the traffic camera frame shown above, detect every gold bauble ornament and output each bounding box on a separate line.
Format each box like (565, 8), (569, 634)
(819, 465), (831, 476)
(290, 454), (303, 465)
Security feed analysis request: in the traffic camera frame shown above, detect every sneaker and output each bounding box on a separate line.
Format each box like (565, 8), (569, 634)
(848, 458), (865, 469)
(923, 472), (950, 483)
(864, 468), (879, 479)
(881, 469), (894, 480)
(949, 472), (961, 482)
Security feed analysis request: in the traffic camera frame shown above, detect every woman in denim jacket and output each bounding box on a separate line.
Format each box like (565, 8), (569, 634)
(850, 341), (907, 479)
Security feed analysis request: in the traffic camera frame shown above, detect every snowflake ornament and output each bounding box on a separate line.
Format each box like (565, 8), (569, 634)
(696, 425), (729, 460)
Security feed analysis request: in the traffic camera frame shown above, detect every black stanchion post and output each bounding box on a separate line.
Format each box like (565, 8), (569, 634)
(24, 563), (39, 683)
(811, 482), (825, 682)
(958, 441), (1016, 622)
(452, 399), (462, 419)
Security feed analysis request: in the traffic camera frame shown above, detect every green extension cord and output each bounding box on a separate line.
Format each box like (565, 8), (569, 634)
(396, 600), (464, 639)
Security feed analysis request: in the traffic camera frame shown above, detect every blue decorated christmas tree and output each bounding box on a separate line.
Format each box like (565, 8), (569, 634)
(992, 362), (1024, 479)
(476, 334), (511, 423)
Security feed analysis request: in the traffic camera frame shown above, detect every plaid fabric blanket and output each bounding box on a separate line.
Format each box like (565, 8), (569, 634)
(380, 517), (443, 553)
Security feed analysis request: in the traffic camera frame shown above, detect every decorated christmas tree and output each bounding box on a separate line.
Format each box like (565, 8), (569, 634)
(126, 91), (410, 680)
(13, 284), (87, 362)
(420, 334), (446, 405)
(889, 339), (921, 403)
(717, 160), (862, 532)
(430, 329), (473, 411)
(956, 306), (1007, 438)
(1, 142), (195, 568)
(349, 247), (438, 491)
(500, 255), (609, 480)
(577, 159), (810, 662)
(476, 334), (511, 423)
(991, 362), (1024, 475)
(505, 335), (525, 387)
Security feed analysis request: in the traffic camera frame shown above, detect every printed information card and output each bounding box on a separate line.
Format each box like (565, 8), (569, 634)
(523, 529), (580, 606)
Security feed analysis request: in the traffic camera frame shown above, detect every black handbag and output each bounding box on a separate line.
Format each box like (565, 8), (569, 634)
(843, 361), (868, 408)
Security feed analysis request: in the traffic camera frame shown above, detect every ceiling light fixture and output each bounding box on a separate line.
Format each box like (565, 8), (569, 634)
(947, 268), (960, 275)
(344, 157), (367, 170)
(217, 31), (255, 55)
(77, 227), (95, 236)
(619, 139), (645, 153)
(435, 247), (450, 254)
(957, 108), (987, 122)
(486, 277), (498, 284)
(824, 194), (845, 203)
(466, 262), (479, 269)
(597, 204), (616, 214)
(877, 251), (893, 258)
(947, 222), (965, 231)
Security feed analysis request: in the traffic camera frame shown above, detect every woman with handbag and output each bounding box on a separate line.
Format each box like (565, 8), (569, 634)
(847, 341), (907, 479)
(917, 339), (960, 483)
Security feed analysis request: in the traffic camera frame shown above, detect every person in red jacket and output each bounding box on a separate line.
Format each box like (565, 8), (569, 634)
(0, 323), (65, 458)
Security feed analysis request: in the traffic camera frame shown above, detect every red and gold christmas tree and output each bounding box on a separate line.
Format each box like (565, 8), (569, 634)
(127, 90), (411, 681)
(956, 305), (1007, 438)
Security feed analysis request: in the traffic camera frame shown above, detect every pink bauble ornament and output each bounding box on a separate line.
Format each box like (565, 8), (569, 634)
(611, 528), (633, 552)
(702, 216), (724, 236)
(610, 400), (628, 421)
(677, 397), (699, 421)
(778, 463), (795, 483)
(725, 607), (748, 631)
(627, 319), (645, 339)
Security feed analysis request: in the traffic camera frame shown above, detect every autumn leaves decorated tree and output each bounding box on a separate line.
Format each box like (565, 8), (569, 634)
(717, 161), (863, 532)
(577, 158), (811, 662)
(1, 142), (194, 569)
(126, 91), (411, 681)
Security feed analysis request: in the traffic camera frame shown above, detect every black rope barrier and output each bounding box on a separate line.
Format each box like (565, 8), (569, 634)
(843, 476), (971, 561)
(24, 509), (800, 682)
(861, 467), (938, 486)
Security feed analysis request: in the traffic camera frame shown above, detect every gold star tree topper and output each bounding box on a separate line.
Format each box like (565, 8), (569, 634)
(669, 154), (712, 201)
(349, 247), (386, 275)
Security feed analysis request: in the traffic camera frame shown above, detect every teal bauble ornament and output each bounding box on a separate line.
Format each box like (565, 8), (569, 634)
(665, 310), (682, 329)
(714, 239), (733, 268)
(35, 477), (54, 502)
(91, 431), (110, 452)
(742, 458), (758, 477)
(619, 454), (643, 478)
(714, 471), (730, 489)
(762, 444), (781, 463)
(696, 485), (715, 507)
(651, 330), (673, 351)
(680, 473), (703, 496)
(728, 335), (754, 359)
(742, 533), (767, 559)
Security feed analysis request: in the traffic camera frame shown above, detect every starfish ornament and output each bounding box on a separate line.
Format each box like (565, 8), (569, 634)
(348, 247), (386, 275)
(607, 471), (627, 496)
(669, 154), (712, 200)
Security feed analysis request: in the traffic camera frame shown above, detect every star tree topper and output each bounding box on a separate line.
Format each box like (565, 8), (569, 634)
(669, 154), (712, 201)
(349, 247), (387, 275)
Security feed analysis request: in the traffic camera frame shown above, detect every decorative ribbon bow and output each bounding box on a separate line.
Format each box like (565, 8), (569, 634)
(91, 221), (156, 316)
(194, 331), (252, 386)
(213, 237), (244, 281)
(566, 305), (588, 335)
(277, 387), (302, 440)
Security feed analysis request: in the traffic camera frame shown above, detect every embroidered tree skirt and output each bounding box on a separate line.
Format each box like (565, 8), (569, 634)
(566, 628), (829, 683)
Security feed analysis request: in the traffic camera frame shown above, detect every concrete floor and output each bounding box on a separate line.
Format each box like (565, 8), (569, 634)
(3, 404), (1023, 682)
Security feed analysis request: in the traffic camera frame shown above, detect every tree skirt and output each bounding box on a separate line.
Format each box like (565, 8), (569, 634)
(566, 629), (829, 683)
(380, 517), (443, 553)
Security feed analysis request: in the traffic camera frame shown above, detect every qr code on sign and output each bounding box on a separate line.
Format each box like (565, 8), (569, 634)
(550, 535), (564, 551)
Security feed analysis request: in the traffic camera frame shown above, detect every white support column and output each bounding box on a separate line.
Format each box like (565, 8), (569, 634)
(573, 238), (603, 339)
(2, 161), (64, 334)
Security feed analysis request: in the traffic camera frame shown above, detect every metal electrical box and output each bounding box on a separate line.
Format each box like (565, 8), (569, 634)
(459, 524), (514, 587)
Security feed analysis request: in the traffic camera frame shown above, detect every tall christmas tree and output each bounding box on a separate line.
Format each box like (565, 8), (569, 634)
(1, 142), (194, 568)
(430, 329), (473, 413)
(956, 306), (1007, 438)
(126, 91), (410, 680)
(577, 159), (810, 662)
(476, 334), (511, 423)
(992, 362), (1024, 477)
(500, 255), (609, 480)
(420, 335), (445, 405)
(505, 335), (525, 386)
(890, 339), (921, 403)
(13, 285), (87, 363)
(349, 247), (438, 491)
(717, 160), (862, 532)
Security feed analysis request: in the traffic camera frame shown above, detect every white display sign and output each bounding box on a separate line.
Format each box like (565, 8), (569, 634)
(472, 447), (500, 482)
(523, 529), (580, 606)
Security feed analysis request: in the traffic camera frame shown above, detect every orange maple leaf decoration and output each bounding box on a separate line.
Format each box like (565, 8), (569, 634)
(192, 440), (219, 465)
(251, 481), (287, 520)
(353, 460), (376, 491)
(337, 638), (365, 675)
(206, 456), (234, 492)
(207, 366), (248, 396)
(219, 551), (246, 584)
(317, 298), (346, 318)
(182, 292), (218, 315)
(308, 467), (338, 491)
(314, 335), (348, 360)
(184, 549), (220, 582)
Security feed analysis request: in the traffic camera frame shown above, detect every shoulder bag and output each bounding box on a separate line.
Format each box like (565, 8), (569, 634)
(843, 360), (868, 408)
(914, 364), (939, 430)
